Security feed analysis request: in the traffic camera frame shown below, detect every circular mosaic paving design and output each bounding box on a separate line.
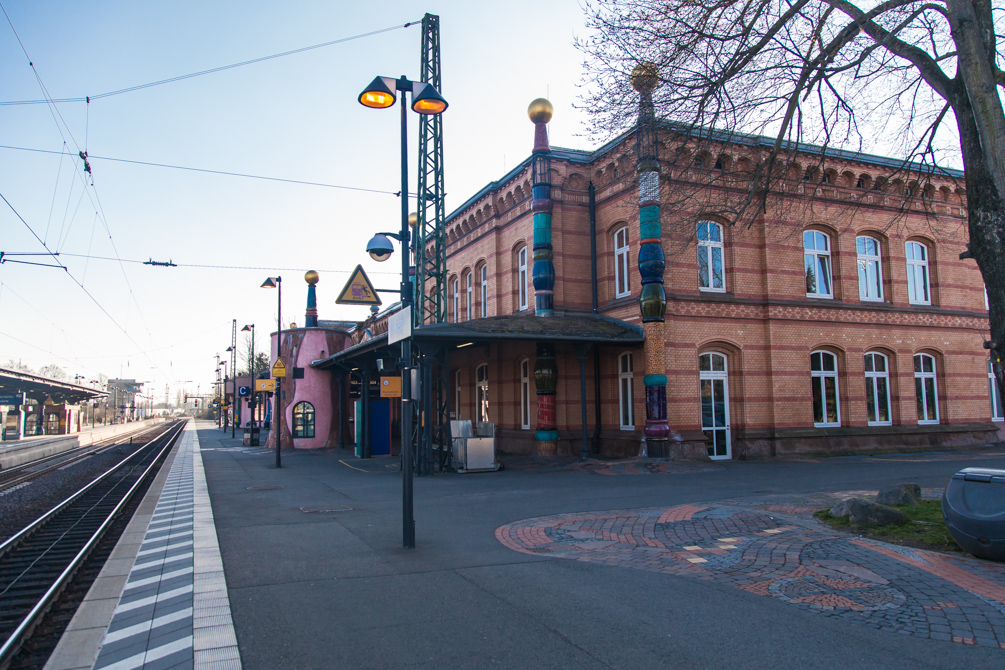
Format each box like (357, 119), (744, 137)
(769, 575), (907, 611)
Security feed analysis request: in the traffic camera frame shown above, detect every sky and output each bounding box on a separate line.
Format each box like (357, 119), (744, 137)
(0, 0), (599, 404)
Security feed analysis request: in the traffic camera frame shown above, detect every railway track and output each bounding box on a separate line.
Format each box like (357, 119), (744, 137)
(0, 423), (170, 493)
(0, 420), (186, 669)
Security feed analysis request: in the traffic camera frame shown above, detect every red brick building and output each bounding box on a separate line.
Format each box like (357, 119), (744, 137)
(434, 105), (999, 459)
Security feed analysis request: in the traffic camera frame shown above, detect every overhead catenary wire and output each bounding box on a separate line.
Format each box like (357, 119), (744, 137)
(54, 253), (401, 276)
(0, 20), (422, 106)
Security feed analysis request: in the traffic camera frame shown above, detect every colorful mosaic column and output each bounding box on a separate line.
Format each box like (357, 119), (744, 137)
(632, 64), (670, 450)
(529, 98), (559, 453)
(305, 270), (319, 327)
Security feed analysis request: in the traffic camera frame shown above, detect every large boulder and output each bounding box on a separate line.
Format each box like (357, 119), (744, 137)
(877, 483), (922, 506)
(830, 498), (908, 527)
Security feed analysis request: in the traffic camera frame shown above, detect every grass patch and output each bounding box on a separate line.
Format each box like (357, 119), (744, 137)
(815, 500), (963, 554)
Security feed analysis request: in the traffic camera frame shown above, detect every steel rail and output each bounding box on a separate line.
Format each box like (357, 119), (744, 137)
(0, 420), (185, 667)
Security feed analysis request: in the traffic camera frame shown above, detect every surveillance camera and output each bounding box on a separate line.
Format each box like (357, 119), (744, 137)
(366, 234), (394, 262)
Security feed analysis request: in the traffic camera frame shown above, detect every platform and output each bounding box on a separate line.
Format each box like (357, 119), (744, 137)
(0, 419), (165, 470)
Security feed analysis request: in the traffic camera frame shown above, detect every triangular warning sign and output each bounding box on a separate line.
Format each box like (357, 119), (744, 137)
(336, 264), (382, 306)
(271, 358), (287, 377)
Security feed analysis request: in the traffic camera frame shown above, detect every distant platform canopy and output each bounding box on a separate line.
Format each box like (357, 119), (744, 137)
(0, 367), (107, 404)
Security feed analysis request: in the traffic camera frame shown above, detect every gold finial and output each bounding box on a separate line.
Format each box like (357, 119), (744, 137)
(305, 270), (319, 285)
(408, 212), (418, 228)
(528, 98), (553, 124)
(631, 62), (660, 92)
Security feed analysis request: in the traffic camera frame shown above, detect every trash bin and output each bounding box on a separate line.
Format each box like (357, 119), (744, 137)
(942, 467), (1005, 561)
(243, 427), (260, 447)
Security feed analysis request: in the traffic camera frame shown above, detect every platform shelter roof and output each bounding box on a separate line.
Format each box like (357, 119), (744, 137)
(0, 367), (106, 404)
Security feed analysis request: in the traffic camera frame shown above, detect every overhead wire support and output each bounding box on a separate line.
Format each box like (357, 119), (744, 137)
(143, 259), (177, 267)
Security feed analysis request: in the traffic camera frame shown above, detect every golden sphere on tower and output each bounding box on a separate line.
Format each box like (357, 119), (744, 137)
(305, 270), (319, 285)
(528, 98), (553, 124)
(408, 212), (418, 228)
(630, 62), (660, 92)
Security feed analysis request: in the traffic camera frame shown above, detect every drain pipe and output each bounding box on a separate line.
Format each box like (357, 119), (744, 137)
(590, 182), (602, 454)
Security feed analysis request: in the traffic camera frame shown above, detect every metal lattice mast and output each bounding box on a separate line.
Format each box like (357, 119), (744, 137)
(415, 13), (446, 326)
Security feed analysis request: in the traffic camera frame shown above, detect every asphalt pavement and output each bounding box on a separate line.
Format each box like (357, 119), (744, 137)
(195, 422), (1005, 669)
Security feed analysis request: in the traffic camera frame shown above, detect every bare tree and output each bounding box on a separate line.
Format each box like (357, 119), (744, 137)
(578, 0), (1005, 394)
(38, 364), (68, 381)
(4, 359), (33, 374)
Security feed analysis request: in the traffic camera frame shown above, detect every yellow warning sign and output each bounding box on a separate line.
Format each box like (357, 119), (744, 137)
(336, 264), (382, 306)
(271, 358), (287, 378)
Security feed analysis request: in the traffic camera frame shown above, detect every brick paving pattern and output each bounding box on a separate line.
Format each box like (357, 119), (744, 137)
(496, 491), (1005, 649)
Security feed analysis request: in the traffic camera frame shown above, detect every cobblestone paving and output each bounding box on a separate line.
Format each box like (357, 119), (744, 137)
(496, 492), (1005, 649)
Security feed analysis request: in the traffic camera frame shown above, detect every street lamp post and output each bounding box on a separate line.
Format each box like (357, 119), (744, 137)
(359, 73), (447, 549)
(241, 324), (256, 445)
(226, 343), (236, 438)
(261, 276), (282, 468)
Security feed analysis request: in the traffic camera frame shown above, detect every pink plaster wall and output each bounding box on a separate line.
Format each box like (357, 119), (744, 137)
(266, 329), (343, 449)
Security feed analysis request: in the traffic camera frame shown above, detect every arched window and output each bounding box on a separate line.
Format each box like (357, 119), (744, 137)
(480, 264), (488, 318)
(452, 277), (460, 323)
(292, 401), (315, 438)
(618, 352), (634, 429)
(906, 241), (931, 305)
(520, 358), (531, 430)
(914, 353), (939, 423)
(990, 360), (1003, 421)
(465, 271), (473, 321)
(811, 351), (840, 426)
(697, 221), (724, 292)
(517, 246), (528, 311)
(804, 231), (833, 298)
(864, 352), (891, 426)
(614, 227), (631, 298)
(476, 364), (489, 423)
(856, 236), (883, 301)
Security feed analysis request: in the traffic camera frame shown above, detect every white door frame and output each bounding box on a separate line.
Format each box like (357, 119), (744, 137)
(700, 353), (731, 460)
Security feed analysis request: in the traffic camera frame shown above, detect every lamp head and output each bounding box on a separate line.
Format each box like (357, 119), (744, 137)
(359, 76), (397, 109)
(241, 324), (253, 332)
(411, 82), (448, 115)
(261, 276), (280, 289)
(366, 233), (394, 262)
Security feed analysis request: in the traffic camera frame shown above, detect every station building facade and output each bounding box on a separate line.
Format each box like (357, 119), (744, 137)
(270, 101), (999, 460)
(428, 104), (998, 459)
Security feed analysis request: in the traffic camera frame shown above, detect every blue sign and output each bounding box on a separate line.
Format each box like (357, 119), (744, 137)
(0, 393), (25, 406)
(238, 386), (251, 397)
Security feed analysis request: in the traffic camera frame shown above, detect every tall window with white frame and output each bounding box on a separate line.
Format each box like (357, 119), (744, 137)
(618, 352), (634, 430)
(864, 352), (892, 426)
(811, 351), (840, 426)
(906, 241), (931, 305)
(520, 358), (530, 430)
(465, 271), (473, 321)
(475, 364), (489, 423)
(856, 236), (883, 301)
(697, 221), (725, 292)
(452, 277), (459, 324)
(989, 360), (1003, 421)
(480, 264), (488, 318)
(804, 230), (833, 298)
(914, 353), (939, 423)
(517, 246), (528, 311)
(614, 227), (630, 298)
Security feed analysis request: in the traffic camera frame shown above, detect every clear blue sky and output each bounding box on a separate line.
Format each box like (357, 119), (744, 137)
(0, 1), (596, 402)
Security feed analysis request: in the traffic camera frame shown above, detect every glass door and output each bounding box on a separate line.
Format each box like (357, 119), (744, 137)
(699, 353), (731, 459)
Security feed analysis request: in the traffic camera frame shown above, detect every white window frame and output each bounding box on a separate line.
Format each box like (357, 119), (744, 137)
(990, 360), (1003, 421)
(906, 241), (931, 305)
(856, 236), (883, 302)
(697, 221), (725, 292)
(454, 369), (462, 420)
(475, 363), (489, 424)
(520, 358), (531, 430)
(615, 227), (631, 298)
(804, 230), (833, 299)
(864, 352), (892, 426)
(914, 353), (939, 424)
(480, 264), (488, 318)
(517, 247), (528, 311)
(465, 271), (473, 321)
(811, 350), (841, 427)
(452, 278), (459, 324)
(618, 352), (634, 430)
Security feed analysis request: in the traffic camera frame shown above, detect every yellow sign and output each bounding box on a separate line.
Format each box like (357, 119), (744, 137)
(255, 379), (276, 391)
(379, 376), (401, 398)
(336, 264), (382, 306)
(271, 358), (287, 378)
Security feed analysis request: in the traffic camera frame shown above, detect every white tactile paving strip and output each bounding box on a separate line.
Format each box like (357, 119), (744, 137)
(45, 422), (241, 670)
